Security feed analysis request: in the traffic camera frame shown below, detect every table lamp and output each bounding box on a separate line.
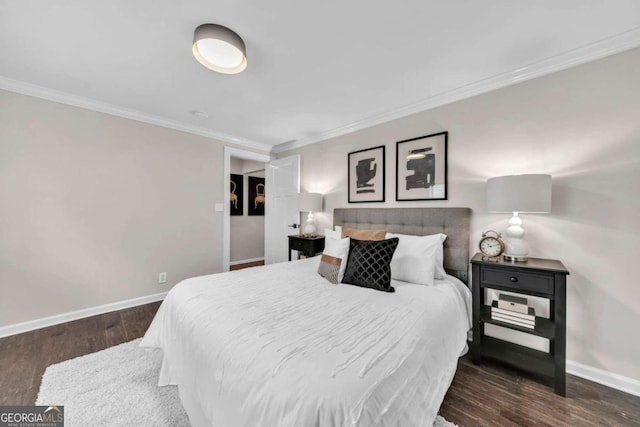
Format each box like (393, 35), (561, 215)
(486, 174), (552, 261)
(299, 192), (323, 236)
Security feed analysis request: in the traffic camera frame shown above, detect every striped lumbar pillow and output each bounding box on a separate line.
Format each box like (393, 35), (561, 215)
(317, 236), (350, 284)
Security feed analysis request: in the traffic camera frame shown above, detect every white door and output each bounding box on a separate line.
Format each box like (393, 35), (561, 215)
(265, 155), (300, 264)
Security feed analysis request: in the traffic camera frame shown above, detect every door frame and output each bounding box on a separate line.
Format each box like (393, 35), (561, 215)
(223, 146), (272, 272)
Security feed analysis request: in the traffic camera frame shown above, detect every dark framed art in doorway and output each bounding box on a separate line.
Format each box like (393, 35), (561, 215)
(396, 131), (448, 201)
(348, 145), (385, 203)
(229, 174), (243, 216)
(248, 176), (265, 216)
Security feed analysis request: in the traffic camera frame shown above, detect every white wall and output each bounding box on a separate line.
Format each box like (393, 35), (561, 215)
(230, 158), (265, 262)
(0, 89), (265, 327)
(279, 47), (640, 382)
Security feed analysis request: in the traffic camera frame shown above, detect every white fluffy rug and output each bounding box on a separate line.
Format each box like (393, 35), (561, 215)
(37, 339), (457, 427)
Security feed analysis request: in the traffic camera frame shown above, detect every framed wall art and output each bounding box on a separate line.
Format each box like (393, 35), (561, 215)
(248, 176), (265, 216)
(229, 174), (244, 216)
(396, 131), (448, 201)
(348, 145), (385, 203)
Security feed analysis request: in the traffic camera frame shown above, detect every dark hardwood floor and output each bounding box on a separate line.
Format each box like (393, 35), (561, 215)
(1, 302), (638, 426)
(230, 260), (265, 271)
(0, 302), (161, 406)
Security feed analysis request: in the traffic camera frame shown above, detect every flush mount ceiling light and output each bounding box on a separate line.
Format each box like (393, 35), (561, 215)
(192, 24), (247, 74)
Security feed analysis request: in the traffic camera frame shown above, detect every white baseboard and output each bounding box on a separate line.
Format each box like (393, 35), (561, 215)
(0, 292), (167, 339)
(567, 360), (640, 397)
(229, 257), (265, 266)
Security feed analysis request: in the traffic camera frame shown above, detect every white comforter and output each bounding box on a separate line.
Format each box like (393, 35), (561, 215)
(141, 257), (471, 427)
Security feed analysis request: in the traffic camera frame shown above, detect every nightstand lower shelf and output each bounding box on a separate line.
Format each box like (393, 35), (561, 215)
(480, 306), (555, 339)
(480, 336), (554, 378)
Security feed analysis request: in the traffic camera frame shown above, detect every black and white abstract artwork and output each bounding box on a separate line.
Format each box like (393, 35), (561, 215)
(348, 145), (385, 203)
(396, 132), (447, 201)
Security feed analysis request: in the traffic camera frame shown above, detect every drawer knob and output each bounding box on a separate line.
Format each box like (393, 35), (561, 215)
(509, 276), (518, 283)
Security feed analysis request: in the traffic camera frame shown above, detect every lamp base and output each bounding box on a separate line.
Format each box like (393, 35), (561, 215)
(504, 212), (529, 262)
(303, 211), (316, 235)
(503, 254), (528, 262)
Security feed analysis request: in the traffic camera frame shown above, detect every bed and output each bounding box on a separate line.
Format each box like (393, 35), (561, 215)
(141, 207), (471, 427)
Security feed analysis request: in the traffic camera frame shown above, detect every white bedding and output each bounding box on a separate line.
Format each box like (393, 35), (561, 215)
(140, 257), (471, 427)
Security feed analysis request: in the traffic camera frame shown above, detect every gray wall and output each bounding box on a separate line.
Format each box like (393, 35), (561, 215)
(0, 89), (262, 327)
(230, 158), (265, 262)
(279, 47), (640, 382)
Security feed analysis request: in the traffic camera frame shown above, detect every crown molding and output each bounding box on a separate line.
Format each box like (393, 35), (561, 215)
(272, 26), (640, 153)
(0, 76), (272, 153)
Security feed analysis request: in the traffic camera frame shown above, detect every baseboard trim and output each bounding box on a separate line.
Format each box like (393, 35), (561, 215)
(0, 292), (167, 339)
(567, 360), (640, 397)
(229, 257), (265, 266)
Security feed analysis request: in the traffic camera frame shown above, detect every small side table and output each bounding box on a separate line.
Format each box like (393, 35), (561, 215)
(470, 253), (570, 396)
(288, 235), (325, 261)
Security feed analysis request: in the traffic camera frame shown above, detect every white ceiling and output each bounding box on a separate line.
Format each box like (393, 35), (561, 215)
(2, 0), (640, 152)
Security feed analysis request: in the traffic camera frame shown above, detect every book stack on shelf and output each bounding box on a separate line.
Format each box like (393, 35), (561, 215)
(491, 294), (536, 329)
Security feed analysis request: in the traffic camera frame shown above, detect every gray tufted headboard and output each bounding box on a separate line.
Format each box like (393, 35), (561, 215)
(333, 208), (471, 284)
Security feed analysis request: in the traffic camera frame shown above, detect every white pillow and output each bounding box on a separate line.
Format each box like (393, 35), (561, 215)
(385, 232), (447, 285)
(318, 236), (350, 283)
(334, 225), (342, 234)
(433, 233), (447, 279)
(324, 228), (341, 240)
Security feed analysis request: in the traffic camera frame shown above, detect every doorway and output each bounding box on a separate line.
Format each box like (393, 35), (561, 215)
(223, 147), (271, 272)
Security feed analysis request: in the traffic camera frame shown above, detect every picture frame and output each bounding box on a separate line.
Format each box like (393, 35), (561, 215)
(248, 176), (265, 216)
(229, 174), (244, 216)
(396, 131), (448, 201)
(348, 145), (385, 203)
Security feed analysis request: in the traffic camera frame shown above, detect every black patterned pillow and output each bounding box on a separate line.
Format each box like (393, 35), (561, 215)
(342, 238), (399, 292)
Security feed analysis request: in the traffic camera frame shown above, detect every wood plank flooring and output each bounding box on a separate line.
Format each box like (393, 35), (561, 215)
(1, 301), (638, 426)
(0, 302), (160, 406)
(230, 260), (265, 271)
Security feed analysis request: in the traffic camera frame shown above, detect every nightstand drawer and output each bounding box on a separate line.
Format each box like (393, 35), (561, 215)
(289, 238), (307, 251)
(481, 267), (554, 295)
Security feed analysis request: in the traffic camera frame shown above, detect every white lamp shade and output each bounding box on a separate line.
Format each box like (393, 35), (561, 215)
(299, 192), (322, 212)
(487, 174), (552, 213)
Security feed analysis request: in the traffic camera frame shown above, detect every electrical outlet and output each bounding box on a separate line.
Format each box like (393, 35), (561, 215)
(158, 272), (167, 284)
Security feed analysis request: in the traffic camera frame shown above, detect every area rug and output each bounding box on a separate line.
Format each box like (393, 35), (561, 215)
(37, 339), (457, 426)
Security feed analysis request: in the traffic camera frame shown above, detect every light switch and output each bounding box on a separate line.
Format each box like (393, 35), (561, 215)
(215, 203), (224, 212)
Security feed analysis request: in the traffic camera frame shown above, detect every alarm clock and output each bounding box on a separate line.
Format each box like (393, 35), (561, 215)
(479, 230), (505, 258)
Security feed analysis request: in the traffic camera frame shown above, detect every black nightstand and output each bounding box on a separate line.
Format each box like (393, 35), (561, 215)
(470, 253), (570, 396)
(288, 235), (325, 261)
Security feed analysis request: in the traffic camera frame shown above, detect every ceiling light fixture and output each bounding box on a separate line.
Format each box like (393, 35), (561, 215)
(192, 24), (247, 74)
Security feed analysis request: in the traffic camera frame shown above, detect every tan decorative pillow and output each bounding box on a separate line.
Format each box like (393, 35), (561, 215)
(341, 226), (386, 241)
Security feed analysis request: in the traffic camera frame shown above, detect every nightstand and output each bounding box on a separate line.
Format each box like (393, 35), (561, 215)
(470, 253), (570, 396)
(288, 235), (325, 261)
